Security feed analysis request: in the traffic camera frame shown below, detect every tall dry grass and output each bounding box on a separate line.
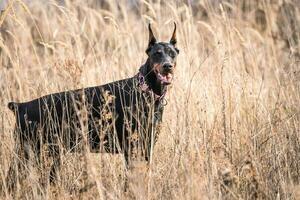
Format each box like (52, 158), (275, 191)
(0, 0), (299, 199)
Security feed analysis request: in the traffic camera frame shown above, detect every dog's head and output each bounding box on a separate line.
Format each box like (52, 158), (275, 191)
(145, 23), (179, 85)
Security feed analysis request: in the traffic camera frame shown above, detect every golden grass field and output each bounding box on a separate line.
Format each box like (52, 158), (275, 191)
(0, 0), (299, 199)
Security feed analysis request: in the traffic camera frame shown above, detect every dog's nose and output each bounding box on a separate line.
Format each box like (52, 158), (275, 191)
(163, 63), (173, 70)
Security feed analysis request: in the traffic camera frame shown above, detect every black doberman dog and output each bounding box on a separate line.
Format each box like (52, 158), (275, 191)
(6, 23), (179, 185)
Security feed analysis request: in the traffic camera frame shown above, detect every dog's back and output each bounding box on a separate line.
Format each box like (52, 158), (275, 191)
(8, 76), (157, 153)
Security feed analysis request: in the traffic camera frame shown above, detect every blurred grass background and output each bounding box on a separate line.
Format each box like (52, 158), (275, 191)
(0, 0), (299, 199)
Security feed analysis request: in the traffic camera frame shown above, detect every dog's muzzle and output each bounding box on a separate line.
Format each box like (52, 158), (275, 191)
(154, 63), (174, 85)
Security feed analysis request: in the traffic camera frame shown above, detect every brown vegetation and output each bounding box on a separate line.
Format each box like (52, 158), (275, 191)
(0, 0), (299, 199)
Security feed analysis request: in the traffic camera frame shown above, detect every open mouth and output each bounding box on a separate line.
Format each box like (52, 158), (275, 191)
(157, 72), (173, 85)
(153, 63), (174, 85)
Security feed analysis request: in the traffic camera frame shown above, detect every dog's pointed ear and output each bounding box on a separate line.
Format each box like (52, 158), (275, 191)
(146, 24), (157, 54)
(170, 22), (177, 46)
(148, 23), (157, 45)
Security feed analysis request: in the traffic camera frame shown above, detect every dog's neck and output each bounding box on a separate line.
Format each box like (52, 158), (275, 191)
(139, 59), (167, 97)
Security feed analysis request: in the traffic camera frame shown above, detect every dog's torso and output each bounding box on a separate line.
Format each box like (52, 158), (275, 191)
(11, 75), (164, 162)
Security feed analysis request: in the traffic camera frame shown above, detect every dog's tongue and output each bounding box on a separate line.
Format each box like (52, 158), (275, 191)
(166, 73), (173, 81)
(158, 73), (173, 84)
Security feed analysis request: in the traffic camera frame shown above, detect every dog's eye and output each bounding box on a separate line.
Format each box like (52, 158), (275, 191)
(154, 51), (162, 56)
(169, 51), (176, 58)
